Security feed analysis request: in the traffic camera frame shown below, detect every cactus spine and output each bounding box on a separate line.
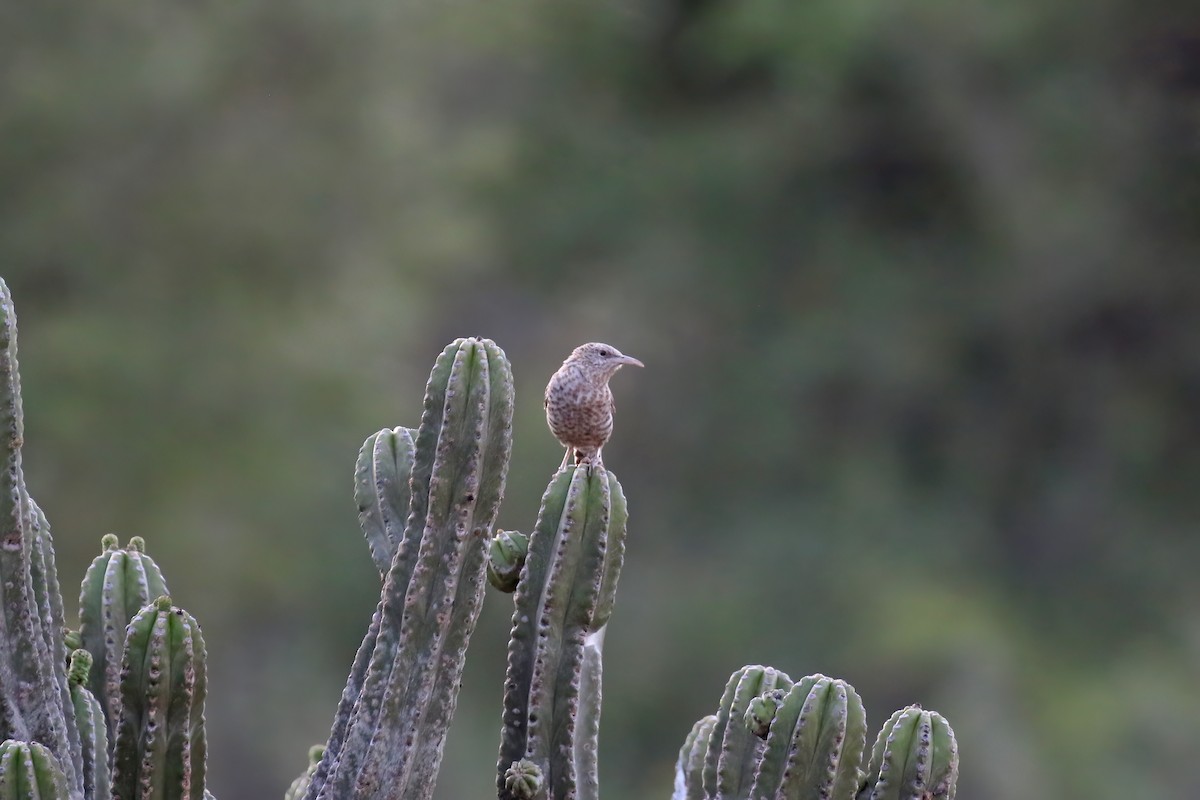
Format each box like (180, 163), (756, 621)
(858, 706), (958, 800)
(77, 535), (169, 742)
(110, 596), (208, 800)
(66, 652), (109, 800)
(308, 337), (514, 800)
(0, 739), (71, 800)
(497, 464), (629, 800)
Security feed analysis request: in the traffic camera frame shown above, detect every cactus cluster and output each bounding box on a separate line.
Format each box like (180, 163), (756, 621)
(0, 279), (210, 800)
(304, 338), (514, 800)
(0, 277), (961, 800)
(673, 666), (958, 800)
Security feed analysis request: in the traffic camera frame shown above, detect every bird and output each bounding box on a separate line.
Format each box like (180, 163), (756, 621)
(544, 342), (643, 468)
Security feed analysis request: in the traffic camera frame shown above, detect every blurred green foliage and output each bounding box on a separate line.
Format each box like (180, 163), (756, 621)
(3, 0), (1199, 798)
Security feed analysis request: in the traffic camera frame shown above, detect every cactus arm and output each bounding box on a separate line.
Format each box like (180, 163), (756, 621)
(498, 464), (627, 800)
(315, 338), (512, 800)
(749, 675), (867, 800)
(110, 597), (207, 800)
(354, 427), (416, 577)
(314, 342), (462, 800)
(0, 739), (72, 799)
(497, 469), (573, 789)
(591, 472), (627, 631)
(705, 665), (792, 800)
(863, 706), (957, 800)
(354, 339), (513, 798)
(67, 651), (110, 800)
(673, 715), (717, 800)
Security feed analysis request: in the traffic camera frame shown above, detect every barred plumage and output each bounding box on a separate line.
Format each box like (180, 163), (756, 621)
(544, 343), (642, 466)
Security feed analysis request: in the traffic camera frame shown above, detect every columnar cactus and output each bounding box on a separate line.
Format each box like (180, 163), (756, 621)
(676, 667), (958, 800)
(109, 596), (208, 800)
(307, 337), (514, 800)
(0, 281), (83, 798)
(496, 464), (628, 800)
(0, 280), (965, 800)
(77, 535), (169, 741)
(857, 706), (958, 800)
(0, 739), (71, 800)
(66, 652), (109, 800)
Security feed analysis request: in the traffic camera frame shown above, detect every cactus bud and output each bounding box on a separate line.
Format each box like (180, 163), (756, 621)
(487, 530), (529, 592)
(503, 759), (543, 800)
(285, 745), (326, 800)
(744, 689), (787, 739)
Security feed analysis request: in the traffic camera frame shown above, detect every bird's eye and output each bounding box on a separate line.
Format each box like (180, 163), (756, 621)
(598, 349), (610, 357)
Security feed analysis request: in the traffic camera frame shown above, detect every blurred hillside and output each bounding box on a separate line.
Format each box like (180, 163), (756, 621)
(3, 0), (1199, 798)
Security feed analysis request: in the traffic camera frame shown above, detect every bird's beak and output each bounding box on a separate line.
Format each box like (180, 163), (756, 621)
(617, 355), (644, 368)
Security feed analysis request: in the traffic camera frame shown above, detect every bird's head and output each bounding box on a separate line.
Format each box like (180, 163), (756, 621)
(568, 342), (644, 380)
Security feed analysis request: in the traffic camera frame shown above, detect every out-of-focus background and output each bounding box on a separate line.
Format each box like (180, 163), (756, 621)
(3, 1), (1199, 797)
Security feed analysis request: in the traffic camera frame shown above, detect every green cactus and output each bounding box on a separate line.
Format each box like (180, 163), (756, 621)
(0, 281), (967, 800)
(354, 427), (416, 577)
(109, 596), (208, 800)
(486, 530), (529, 593)
(0, 280), (82, 797)
(747, 674), (867, 800)
(704, 665), (793, 800)
(308, 337), (514, 800)
(673, 714), (717, 800)
(284, 746), (325, 800)
(78, 534), (169, 743)
(497, 464), (628, 800)
(66, 651), (109, 800)
(858, 706), (958, 800)
(0, 739), (72, 799)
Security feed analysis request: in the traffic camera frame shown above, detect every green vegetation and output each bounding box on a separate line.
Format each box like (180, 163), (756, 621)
(2, 1), (1197, 797)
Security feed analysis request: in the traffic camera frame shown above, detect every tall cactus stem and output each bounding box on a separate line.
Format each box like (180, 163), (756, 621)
(311, 338), (513, 800)
(0, 279), (82, 798)
(110, 596), (208, 800)
(497, 464), (628, 800)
